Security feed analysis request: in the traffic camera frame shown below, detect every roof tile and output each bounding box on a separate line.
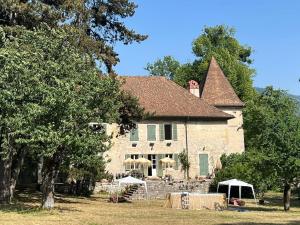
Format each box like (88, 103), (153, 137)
(121, 76), (233, 119)
(201, 57), (245, 107)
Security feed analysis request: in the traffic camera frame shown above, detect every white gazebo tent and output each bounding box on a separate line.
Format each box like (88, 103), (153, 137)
(217, 179), (256, 204)
(116, 176), (148, 198)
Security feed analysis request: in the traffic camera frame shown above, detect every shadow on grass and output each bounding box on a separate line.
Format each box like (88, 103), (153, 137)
(0, 202), (42, 214)
(0, 189), (83, 214)
(228, 194), (300, 212)
(227, 202), (300, 213)
(54, 196), (89, 205)
(0, 203), (82, 214)
(217, 222), (300, 225)
(228, 206), (282, 212)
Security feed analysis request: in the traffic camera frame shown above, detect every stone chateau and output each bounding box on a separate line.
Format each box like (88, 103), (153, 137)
(104, 57), (245, 179)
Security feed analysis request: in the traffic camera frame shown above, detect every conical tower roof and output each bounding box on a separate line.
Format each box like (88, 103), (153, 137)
(201, 57), (244, 107)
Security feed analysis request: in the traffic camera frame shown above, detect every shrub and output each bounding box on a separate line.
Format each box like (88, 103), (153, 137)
(212, 150), (279, 200)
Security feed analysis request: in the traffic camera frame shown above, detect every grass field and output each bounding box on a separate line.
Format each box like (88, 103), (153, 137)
(0, 191), (299, 225)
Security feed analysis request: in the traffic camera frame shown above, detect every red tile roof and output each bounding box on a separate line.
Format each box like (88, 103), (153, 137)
(201, 57), (245, 107)
(121, 76), (233, 119)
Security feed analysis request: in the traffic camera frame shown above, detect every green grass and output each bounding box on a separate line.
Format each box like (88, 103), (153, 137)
(0, 191), (299, 225)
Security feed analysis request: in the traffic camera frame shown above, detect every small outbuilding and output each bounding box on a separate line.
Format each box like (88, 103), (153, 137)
(217, 179), (256, 204)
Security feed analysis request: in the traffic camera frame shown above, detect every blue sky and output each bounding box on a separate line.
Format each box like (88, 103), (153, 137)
(114, 0), (300, 95)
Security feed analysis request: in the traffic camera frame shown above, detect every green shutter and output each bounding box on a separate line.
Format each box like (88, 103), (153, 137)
(143, 154), (148, 177)
(159, 124), (165, 141)
(174, 154), (179, 170)
(172, 123), (177, 141)
(199, 154), (209, 176)
(147, 125), (156, 141)
(125, 154), (130, 171)
(157, 154), (164, 177)
(102, 123), (107, 134)
(130, 125), (139, 141)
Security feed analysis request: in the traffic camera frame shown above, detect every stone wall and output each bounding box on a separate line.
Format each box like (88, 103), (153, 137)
(218, 107), (245, 154)
(94, 179), (212, 200)
(146, 180), (211, 199)
(105, 119), (236, 179)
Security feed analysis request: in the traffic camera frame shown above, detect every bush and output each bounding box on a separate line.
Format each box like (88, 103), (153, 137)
(212, 151), (279, 200)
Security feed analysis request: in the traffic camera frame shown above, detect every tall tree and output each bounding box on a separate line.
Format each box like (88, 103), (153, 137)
(146, 25), (255, 102)
(145, 56), (180, 80)
(244, 87), (300, 211)
(0, 25), (143, 208)
(0, 0), (147, 72)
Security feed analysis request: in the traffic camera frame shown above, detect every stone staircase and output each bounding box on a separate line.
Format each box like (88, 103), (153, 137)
(122, 184), (147, 201)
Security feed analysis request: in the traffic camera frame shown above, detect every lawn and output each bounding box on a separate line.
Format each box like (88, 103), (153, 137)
(0, 191), (299, 225)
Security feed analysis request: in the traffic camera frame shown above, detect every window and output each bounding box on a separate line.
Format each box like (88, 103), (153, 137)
(165, 154), (173, 168)
(165, 154), (173, 158)
(89, 122), (107, 134)
(147, 125), (156, 141)
(151, 155), (157, 169)
(131, 154), (139, 159)
(159, 123), (177, 141)
(130, 154), (139, 170)
(130, 125), (139, 141)
(164, 124), (172, 140)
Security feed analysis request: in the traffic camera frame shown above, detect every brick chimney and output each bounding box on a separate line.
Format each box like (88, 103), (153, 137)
(188, 80), (200, 97)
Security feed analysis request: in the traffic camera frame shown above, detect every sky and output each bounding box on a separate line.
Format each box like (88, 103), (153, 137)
(114, 0), (300, 95)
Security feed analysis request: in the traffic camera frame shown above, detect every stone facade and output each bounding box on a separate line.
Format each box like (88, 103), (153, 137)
(104, 109), (244, 179)
(219, 107), (245, 154)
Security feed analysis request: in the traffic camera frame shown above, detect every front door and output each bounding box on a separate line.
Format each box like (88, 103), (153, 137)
(199, 154), (209, 176)
(148, 154), (157, 176)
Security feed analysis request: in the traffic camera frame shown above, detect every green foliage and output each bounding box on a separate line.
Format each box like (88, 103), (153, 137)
(146, 25), (255, 102)
(213, 152), (278, 198)
(0, 0), (147, 72)
(1, 25), (114, 153)
(244, 87), (300, 185)
(117, 90), (146, 135)
(178, 149), (190, 179)
(145, 56), (180, 80)
(0, 25), (143, 196)
(215, 87), (300, 207)
(180, 25), (255, 102)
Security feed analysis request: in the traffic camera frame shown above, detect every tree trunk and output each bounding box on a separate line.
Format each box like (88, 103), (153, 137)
(0, 159), (12, 204)
(283, 183), (291, 211)
(9, 148), (26, 202)
(37, 156), (44, 191)
(41, 150), (63, 209)
(0, 132), (17, 204)
(0, 156), (13, 204)
(41, 169), (56, 209)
